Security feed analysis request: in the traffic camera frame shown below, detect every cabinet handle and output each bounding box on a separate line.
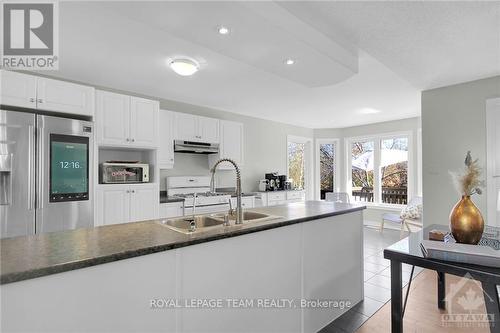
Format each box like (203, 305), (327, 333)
(131, 138), (135, 142)
(37, 99), (43, 103)
(131, 190), (135, 193)
(126, 138), (130, 142)
(170, 158), (174, 161)
(29, 98), (35, 103)
(126, 190), (130, 193)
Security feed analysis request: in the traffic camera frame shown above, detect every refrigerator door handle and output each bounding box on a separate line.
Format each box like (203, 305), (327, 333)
(28, 125), (35, 210)
(0, 154), (13, 206)
(36, 126), (44, 210)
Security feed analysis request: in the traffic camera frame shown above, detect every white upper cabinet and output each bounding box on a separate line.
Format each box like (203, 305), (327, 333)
(36, 77), (95, 116)
(174, 112), (198, 141)
(198, 116), (219, 143)
(158, 110), (175, 169)
(96, 91), (130, 145)
(130, 97), (159, 147)
(209, 120), (244, 170)
(0, 70), (37, 108)
(0, 70), (94, 116)
(174, 112), (219, 143)
(96, 90), (158, 148)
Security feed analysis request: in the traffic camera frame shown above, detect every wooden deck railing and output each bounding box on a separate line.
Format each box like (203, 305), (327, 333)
(352, 187), (407, 205)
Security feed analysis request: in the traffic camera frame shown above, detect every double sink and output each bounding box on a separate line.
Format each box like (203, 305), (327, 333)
(158, 211), (281, 234)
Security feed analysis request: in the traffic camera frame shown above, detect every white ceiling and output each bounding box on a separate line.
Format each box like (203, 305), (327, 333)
(49, 1), (500, 129)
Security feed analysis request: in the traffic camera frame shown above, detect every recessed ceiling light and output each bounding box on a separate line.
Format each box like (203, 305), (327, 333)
(285, 59), (295, 65)
(169, 58), (199, 76)
(359, 108), (381, 114)
(218, 26), (230, 35)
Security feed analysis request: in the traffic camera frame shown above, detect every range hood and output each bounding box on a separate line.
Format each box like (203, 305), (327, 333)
(174, 140), (219, 154)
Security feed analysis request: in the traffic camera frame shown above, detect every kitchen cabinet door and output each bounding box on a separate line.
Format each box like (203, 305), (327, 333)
(230, 196), (255, 209)
(209, 120), (243, 170)
(96, 186), (130, 226)
(198, 116), (219, 143)
(36, 77), (95, 116)
(174, 112), (198, 141)
(129, 185), (159, 222)
(96, 91), (130, 146)
(130, 97), (159, 148)
(0, 70), (37, 108)
(158, 110), (175, 168)
(159, 202), (184, 218)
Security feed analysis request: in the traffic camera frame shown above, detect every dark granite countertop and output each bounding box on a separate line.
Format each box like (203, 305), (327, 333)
(0, 201), (365, 285)
(159, 191), (184, 203)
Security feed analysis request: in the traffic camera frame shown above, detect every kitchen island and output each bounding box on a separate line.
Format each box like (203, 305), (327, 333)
(1, 201), (365, 333)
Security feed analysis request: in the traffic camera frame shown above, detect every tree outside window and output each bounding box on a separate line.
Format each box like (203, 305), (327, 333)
(288, 142), (305, 190)
(319, 143), (335, 199)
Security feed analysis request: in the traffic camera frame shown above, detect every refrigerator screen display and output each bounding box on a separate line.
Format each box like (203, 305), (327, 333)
(50, 134), (89, 202)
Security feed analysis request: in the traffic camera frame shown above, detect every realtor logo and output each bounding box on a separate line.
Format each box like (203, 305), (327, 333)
(442, 273), (494, 329)
(1, 1), (59, 69)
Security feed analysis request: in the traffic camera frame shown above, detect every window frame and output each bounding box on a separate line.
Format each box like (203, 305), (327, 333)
(315, 138), (340, 200)
(346, 131), (414, 208)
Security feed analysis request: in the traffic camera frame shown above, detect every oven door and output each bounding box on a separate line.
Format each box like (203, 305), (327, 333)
(184, 204), (229, 215)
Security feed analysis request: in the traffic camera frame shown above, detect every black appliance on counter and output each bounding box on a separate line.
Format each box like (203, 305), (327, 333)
(265, 173), (287, 191)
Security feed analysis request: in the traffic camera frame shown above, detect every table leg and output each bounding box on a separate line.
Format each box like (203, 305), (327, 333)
(437, 272), (446, 310)
(481, 283), (500, 333)
(391, 260), (403, 333)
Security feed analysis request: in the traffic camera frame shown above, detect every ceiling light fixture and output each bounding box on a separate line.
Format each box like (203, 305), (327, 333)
(218, 26), (230, 35)
(359, 108), (381, 114)
(169, 58), (199, 76)
(285, 58), (295, 65)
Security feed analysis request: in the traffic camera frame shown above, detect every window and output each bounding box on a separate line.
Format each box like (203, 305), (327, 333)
(381, 137), (408, 204)
(348, 133), (412, 206)
(351, 140), (374, 202)
(317, 140), (338, 200)
(288, 142), (305, 190)
(287, 135), (313, 198)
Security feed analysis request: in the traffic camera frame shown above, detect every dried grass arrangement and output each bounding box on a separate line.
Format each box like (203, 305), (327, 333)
(449, 151), (484, 197)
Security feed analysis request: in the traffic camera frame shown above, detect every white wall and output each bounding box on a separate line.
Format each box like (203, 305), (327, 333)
(422, 76), (500, 227)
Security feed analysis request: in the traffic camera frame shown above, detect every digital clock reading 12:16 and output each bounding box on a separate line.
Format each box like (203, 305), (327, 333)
(59, 161), (82, 169)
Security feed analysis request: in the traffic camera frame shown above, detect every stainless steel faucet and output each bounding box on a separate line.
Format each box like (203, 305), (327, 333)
(192, 192), (197, 219)
(210, 158), (243, 224)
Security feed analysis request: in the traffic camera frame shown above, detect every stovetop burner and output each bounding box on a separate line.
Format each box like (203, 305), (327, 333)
(173, 192), (230, 198)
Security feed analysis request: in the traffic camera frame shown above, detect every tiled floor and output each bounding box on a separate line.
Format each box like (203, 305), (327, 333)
(319, 225), (423, 333)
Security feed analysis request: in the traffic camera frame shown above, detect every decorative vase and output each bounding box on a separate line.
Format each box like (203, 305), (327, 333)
(449, 195), (484, 244)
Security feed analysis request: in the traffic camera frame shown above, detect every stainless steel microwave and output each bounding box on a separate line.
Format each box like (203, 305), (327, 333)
(100, 163), (149, 184)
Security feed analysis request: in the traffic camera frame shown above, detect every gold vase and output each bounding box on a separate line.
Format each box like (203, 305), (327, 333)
(449, 195), (484, 244)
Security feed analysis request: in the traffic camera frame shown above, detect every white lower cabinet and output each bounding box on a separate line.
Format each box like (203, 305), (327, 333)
(96, 184), (159, 226)
(256, 190), (305, 206)
(129, 186), (159, 222)
(230, 196), (255, 209)
(159, 201), (184, 219)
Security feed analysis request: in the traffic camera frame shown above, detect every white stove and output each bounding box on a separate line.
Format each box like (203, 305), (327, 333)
(166, 176), (231, 214)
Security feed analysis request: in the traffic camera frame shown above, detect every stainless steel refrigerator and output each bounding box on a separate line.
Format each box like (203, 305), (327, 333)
(0, 110), (94, 238)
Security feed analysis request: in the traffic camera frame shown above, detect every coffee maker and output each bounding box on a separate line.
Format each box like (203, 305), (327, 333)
(265, 172), (287, 191)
